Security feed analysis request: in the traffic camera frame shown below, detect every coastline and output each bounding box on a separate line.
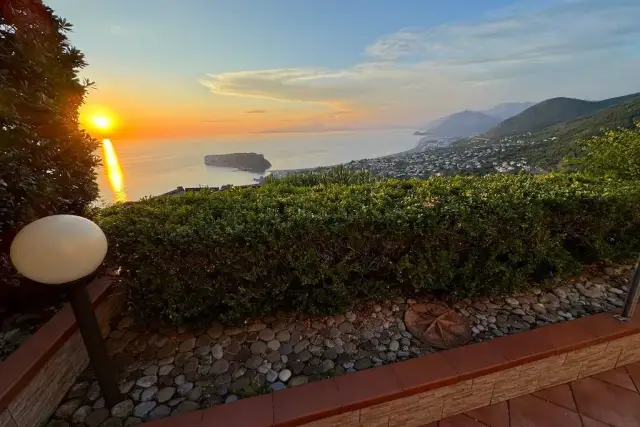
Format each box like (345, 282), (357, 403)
(264, 136), (457, 180)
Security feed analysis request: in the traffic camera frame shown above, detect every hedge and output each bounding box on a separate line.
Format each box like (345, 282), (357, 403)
(97, 173), (640, 326)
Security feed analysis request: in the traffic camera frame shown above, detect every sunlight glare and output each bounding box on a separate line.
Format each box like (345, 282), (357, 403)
(101, 138), (127, 202)
(93, 115), (112, 130)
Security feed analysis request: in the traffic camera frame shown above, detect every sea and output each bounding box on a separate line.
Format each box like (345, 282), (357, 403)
(97, 129), (420, 203)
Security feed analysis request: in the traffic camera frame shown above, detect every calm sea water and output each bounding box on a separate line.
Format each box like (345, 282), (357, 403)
(97, 129), (420, 203)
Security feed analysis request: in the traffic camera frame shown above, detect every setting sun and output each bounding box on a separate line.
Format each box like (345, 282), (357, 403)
(93, 115), (112, 130)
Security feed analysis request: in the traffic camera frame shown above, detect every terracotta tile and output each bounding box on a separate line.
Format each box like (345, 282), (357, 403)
(581, 416), (615, 427)
(335, 364), (403, 411)
(510, 394), (583, 427)
(439, 414), (487, 426)
(532, 383), (577, 411)
(594, 367), (637, 392)
(391, 353), (459, 395)
(273, 380), (340, 427)
(574, 314), (638, 341)
(443, 341), (509, 379)
(202, 394), (273, 427)
(492, 328), (556, 365)
(147, 409), (205, 427)
(464, 401), (509, 427)
(539, 319), (598, 353)
(625, 362), (640, 392)
(572, 377), (640, 427)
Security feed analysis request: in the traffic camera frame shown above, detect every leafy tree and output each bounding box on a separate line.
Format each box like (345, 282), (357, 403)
(564, 125), (640, 181)
(0, 0), (98, 300)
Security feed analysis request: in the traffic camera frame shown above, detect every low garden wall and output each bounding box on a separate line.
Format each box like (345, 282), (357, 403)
(137, 311), (640, 427)
(0, 277), (122, 427)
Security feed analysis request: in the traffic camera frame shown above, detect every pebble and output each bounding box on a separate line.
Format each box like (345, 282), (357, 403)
(136, 376), (157, 388)
(111, 400), (134, 418)
(267, 340), (281, 351)
(289, 376), (309, 387)
(259, 328), (276, 341)
(85, 408), (109, 427)
(270, 382), (287, 392)
(505, 297), (519, 306)
(105, 417), (126, 427)
(251, 341), (267, 355)
(211, 359), (230, 374)
(225, 395), (239, 403)
(172, 401), (200, 415)
(156, 387), (175, 403)
(177, 382), (194, 396)
(148, 405), (171, 420)
(266, 370), (279, 382)
(72, 406), (93, 424)
(141, 386), (158, 402)
(56, 399), (82, 419)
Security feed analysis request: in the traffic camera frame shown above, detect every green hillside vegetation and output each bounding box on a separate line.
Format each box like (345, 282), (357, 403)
(490, 98), (640, 169)
(483, 92), (640, 139)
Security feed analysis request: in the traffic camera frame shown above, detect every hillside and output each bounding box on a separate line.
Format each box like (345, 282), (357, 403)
(484, 92), (640, 139)
(483, 102), (535, 120)
(423, 110), (502, 137)
(485, 98), (640, 169)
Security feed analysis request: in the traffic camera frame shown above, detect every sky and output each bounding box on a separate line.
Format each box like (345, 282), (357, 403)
(47, 0), (640, 140)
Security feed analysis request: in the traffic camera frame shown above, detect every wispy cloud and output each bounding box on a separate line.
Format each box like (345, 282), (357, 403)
(200, 0), (640, 123)
(245, 109), (267, 114)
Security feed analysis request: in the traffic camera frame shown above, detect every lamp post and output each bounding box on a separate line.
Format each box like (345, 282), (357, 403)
(10, 215), (122, 407)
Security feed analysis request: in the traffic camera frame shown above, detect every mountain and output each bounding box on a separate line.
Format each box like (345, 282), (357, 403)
(483, 102), (535, 120)
(476, 98), (640, 170)
(418, 102), (533, 137)
(423, 110), (502, 137)
(484, 92), (640, 139)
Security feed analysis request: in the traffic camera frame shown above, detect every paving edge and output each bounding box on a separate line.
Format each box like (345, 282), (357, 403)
(136, 309), (640, 427)
(0, 276), (123, 427)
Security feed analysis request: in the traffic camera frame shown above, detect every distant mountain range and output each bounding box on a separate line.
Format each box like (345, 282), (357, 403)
(452, 92), (640, 170)
(483, 93), (640, 139)
(417, 102), (534, 137)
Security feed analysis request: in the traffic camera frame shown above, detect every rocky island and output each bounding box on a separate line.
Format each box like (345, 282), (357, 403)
(204, 152), (272, 173)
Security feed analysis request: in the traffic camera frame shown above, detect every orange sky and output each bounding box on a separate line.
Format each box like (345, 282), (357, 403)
(78, 77), (369, 140)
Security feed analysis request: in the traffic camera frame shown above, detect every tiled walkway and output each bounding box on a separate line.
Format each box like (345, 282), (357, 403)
(424, 362), (640, 427)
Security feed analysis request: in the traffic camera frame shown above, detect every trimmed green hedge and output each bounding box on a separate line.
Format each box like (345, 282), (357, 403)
(98, 174), (640, 325)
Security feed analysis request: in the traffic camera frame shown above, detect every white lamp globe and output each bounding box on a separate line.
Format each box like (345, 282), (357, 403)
(10, 215), (108, 285)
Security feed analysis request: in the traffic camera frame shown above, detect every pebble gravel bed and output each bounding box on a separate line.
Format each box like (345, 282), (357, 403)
(46, 263), (634, 427)
(0, 304), (61, 362)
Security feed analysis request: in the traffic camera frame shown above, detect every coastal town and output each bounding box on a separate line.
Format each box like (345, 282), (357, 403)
(268, 134), (552, 181)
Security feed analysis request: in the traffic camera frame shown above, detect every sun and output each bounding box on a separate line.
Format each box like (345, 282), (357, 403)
(92, 115), (113, 130)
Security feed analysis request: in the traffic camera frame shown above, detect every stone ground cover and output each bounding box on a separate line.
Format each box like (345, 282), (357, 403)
(0, 303), (62, 362)
(46, 263), (633, 427)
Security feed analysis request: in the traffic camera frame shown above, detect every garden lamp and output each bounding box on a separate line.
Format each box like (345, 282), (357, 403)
(10, 215), (122, 407)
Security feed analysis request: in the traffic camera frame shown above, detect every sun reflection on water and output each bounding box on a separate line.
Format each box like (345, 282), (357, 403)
(101, 138), (127, 202)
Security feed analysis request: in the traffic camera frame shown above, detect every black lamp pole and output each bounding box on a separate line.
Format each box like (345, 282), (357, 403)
(622, 255), (640, 319)
(66, 277), (122, 408)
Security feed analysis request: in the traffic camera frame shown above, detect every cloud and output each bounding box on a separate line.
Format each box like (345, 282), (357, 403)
(200, 69), (365, 107)
(200, 0), (640, 123)
(246, 110), (267, 114)
(365, 0), (640, 64)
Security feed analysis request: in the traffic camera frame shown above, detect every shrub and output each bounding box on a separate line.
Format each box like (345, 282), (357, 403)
(98, 174), (640, 326)
(563, 125), (640, 182)
(264, 164), (379, 187)
(0, 1), (98, 300)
